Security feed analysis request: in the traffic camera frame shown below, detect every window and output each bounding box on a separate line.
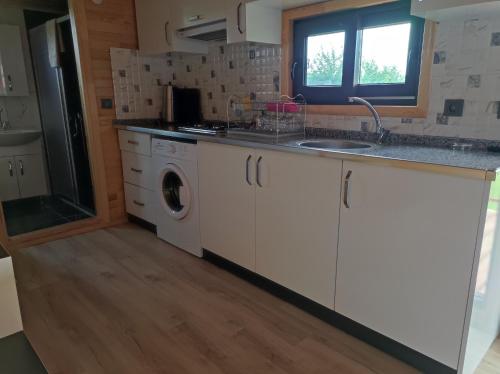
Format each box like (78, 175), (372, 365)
(292, 1), (425, 106)
(306, 31), (345, 86)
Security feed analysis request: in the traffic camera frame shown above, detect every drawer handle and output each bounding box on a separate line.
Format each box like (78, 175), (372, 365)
(164, 21), (171, 46)
(237, 2), (244, 34)
(128, 140), (139, 145)
(130, 168), (143, 174)
(245, 155), (252, 186)
(256, 156), (263, 187)
(343, 170), (352, 209)
(133, 200), (145, 207)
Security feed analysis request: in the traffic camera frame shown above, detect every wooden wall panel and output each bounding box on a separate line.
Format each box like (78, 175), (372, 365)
(82, 0), (138, 223)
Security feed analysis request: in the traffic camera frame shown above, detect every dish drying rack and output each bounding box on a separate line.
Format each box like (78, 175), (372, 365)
(226, 94), (307, 142)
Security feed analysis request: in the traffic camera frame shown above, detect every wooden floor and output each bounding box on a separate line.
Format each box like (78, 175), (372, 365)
(8, 224), (496, 374)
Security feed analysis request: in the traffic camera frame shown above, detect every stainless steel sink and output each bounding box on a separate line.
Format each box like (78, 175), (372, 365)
(298, 139), (374, 150)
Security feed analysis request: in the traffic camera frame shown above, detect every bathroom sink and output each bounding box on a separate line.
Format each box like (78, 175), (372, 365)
(298, 139), (374, 150)
(0, 129), (42, 147)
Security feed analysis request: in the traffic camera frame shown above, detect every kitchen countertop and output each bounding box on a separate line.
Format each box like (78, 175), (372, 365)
(114, 122), (500, 181)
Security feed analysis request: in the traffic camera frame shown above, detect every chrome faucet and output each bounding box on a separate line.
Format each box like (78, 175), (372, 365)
(348, 97), (389, 144)
(0, 107), (9, 130)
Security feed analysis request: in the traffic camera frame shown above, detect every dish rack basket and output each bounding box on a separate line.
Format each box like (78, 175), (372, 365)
(226, 94), (307, 142)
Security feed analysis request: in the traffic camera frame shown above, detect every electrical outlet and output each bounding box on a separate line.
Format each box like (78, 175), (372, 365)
(443, 99), (464, 117)
(101, 98), (113, 109)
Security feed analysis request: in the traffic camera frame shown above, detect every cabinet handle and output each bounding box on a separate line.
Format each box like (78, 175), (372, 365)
(256, 156), (263, 187)
(127, 140), (139, 145)
(130, 167), (143, 174)
(133, 200), (145, 207)
(237, 2), (244, 34)
(7, 75), (13, 91)
(291, 61), (298, 81)
(18, 160), (24, 176)
(8, 161), (13, 177)
(245, 155), (252, 186)
(343, 170), (352, 209)
(164, 21), (171, 46)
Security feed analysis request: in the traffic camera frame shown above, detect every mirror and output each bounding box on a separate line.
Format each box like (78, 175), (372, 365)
(0, 0), (95, 236)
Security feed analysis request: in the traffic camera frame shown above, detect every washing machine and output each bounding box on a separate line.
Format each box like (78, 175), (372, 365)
(152, 137), (202, 257)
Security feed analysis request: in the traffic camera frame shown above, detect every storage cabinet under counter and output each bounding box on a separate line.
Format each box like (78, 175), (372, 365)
(118, 130), (156, 225)
(0, 141), (48, 201)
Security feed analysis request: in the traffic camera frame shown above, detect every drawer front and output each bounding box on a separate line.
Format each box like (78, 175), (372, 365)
(118, 130), (151, 156)
(124, 183), (155, 224)
(121, 151), (153, 190)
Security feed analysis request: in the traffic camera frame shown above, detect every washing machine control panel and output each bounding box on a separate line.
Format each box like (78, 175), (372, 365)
(152, 139), (196, 161)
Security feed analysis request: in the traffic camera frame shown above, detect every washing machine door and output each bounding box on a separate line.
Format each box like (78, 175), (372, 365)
(158, 164), (191, 220)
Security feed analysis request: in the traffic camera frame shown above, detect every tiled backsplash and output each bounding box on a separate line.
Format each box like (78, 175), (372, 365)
(111, 43), (280, 121)
(111, 14), (500, 141)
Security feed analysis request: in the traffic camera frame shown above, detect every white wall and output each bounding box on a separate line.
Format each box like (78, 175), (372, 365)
(0, 0), (66, 130)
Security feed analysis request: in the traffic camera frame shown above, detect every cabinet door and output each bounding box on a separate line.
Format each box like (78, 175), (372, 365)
(336, 161), (485, 368)
(198, 142), (256, 270)
(255, 150), (342, 308)
(226, 1), (281, 45)
(15, 154), (47, 199)
(0, 25), (29, 96)
(0, 157), (20, 201)
(226, 0), (247, 44)
(135, 0), (171, 54)
(135, 0), (208, 54)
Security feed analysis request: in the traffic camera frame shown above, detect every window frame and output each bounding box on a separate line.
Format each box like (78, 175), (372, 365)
(281, 0), (435, 118)
(293, 1), (424, 106)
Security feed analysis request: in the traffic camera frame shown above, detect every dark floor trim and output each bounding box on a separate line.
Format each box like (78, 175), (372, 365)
(0, 245), (8, 259)
(128, 214), (157, 234)
(203, 250), (456, 374)
(0, 332), (47, 374)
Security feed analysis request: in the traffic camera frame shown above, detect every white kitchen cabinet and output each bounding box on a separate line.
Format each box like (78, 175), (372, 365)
(335, 161), (485, 369)
(124, 183), (155, 224)
(411, 0), (500, 20)
(0, 157), (20, 201)
(198, 142), (256, 270)
(255, 149), (342, 308)
(15, 154), (47, 199)
(0, 154), (47, 201)
(118, 130), (155, 224)
(121, 151), (154, 191)
(199, 142), (342, 306)
(135, 0), (209, 55)
(226, 0), (282, 44)
(0, 25), (29, 97)
(118, 130), (152, 157)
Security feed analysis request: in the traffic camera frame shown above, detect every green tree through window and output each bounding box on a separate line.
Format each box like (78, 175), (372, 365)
(307, 48), (405, 86)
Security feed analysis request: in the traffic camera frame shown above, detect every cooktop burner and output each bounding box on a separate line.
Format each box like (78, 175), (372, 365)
(178, 121), (229, 136)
